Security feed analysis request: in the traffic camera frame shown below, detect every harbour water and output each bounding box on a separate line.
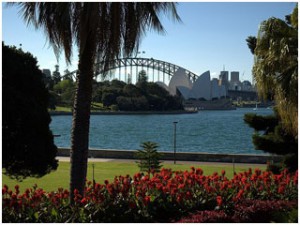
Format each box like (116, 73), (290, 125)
(50, 108), (273, 155)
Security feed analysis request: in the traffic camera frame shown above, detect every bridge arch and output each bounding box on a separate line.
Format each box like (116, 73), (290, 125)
(64, 57), (199, 84)
(94, 57), (199, 83)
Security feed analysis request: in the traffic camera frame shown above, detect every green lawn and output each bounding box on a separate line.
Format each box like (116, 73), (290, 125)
(2, 161), (266, 193)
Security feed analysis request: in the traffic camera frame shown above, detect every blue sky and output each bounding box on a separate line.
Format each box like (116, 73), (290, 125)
(2, 2), (297, 83)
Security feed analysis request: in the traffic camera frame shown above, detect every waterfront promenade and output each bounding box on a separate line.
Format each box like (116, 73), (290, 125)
(57, 148), (283, 164)
(56, 156), (266, 168)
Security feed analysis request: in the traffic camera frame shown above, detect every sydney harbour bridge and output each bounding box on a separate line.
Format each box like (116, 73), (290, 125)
(65, 57), (199, 85)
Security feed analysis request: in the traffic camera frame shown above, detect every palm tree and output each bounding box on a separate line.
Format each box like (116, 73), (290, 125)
(11, 2), (181, 201)
(245, 36), (257, 55)
(249, 4), (298, 137)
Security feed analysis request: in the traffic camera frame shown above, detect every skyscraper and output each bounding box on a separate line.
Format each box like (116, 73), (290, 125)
(230, 71), (239, 83)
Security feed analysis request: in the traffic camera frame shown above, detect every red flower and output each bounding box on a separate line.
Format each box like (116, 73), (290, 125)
(81, 198), (88, 205)
(278, 185), (285, 194)
(216, 196), (222, 206)
(196, 168), (203, 175)
(234, 189), (244, 201)
(74, 189), (79, 195)
(221, 170), (226, 177)
(143, 196), (151, 205)
(2, 185), (8, 195)
(294, 171), (298, 185)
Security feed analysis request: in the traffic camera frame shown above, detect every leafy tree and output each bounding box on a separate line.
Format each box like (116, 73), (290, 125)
(244, 112), (297, 172)
(12, 2), (181, 201)
(123, 83), (142, 97)
(245, 4), (298, 172)
(52, 64), (61, 85)
(53, 79), (75, 106)
(111, 79), (127, 89)
(146, 82), (169, 97)
(116, 96), (133, 111)
(245, 36), (257, 55)
(63, 69), (74, 81)
(251, 4), (298, 137)
(135, 142), (163, 175)
(101, 86), (123, 107)
(137, 70), (148, 83)
(136, 70), (148, 92)
(2, 43), (58, 180)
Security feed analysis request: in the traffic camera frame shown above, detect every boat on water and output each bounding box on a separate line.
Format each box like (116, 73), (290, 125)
(253, 102), (258, 111)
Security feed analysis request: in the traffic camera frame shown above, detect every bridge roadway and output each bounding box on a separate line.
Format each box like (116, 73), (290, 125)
(57, 148), (282, 165)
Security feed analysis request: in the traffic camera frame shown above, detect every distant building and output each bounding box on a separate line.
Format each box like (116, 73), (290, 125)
(166, 69), (226, 100)
(155, 68), (256, 103)
(42, 69), (51, 78)
(230, 71), (239, 83)
(218, 71), (229, 89)
(241, 80), (253, 91)
(229, 71), (241, 91)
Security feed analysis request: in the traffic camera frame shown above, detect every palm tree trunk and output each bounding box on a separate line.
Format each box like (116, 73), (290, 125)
(70, 37), (96, 202)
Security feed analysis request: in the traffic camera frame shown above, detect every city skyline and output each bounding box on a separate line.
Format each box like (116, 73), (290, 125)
(2, 2), (296, 83)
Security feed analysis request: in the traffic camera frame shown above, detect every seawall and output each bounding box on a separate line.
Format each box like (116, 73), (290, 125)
(50, 110), (197, 116)
(57, 148), (282, 164)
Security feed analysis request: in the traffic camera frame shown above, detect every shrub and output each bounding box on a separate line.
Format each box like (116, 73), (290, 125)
(176, 200), (297, 223)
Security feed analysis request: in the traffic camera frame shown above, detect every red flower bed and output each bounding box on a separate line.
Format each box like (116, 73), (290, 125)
(176, 200), (298, 223)
(2, 168), (298, 222)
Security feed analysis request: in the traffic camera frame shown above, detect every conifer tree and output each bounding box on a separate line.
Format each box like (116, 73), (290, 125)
(135, 141), (163, 175)
(244, 111), (297, 172)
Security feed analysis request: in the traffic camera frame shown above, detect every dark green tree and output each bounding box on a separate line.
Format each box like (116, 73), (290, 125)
(245, 36), (257, 55)
(135, 141), (163, 175)
(244, 112), (297, 172)
(2, 43), (58, 180)
(251, 5), (298, 137)
(53, 79), (75, 106)
(245, 5), (298, 172)
(52, 64), (61, 85)
(63, 69), (74, 81)
(123, 83), (142, 97)
(136, 69), (148, 92)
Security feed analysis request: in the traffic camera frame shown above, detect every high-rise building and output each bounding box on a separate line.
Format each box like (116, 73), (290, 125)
(219, 71), (229, 89)
(230, 71), (239, 83)
(219, 71), (229, 81)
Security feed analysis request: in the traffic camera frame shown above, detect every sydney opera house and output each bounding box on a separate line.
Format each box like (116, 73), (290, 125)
(158, 68), (227, 101)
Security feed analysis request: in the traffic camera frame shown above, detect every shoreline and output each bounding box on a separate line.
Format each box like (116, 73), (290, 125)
(50, 110), (198, 116)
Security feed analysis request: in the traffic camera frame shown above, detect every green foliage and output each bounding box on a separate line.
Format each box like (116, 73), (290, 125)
(135, 142), (163, 174)
(244, 111), (297, 172)
(2, 43), (58, 180)
(52, 64), (61, 84)
(94, 79), (183, 111)
(53, 79), (75, 106)
(251, 5), (298, 136)
(244, 113), (278, 131)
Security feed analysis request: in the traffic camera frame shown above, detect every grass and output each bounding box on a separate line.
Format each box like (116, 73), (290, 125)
(49, 106), (72, 112)
(2, 161), (266, 193)
(49, 102), (109, 113)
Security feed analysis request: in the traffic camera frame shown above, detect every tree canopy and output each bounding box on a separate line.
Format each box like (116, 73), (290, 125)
(2, 43), (58, 180)
(244, 4), (298, 172)
(251, 4), (298, 137)
(93, 78), (183, 111)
